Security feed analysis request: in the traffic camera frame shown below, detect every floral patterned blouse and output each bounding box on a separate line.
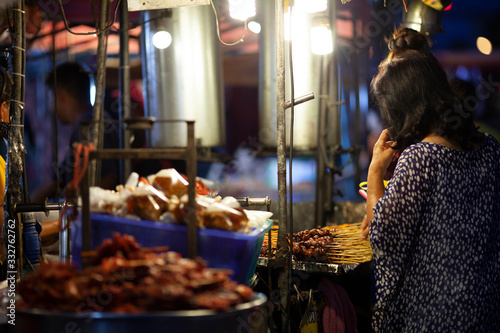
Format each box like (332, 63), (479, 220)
(369, 134), (500, 332)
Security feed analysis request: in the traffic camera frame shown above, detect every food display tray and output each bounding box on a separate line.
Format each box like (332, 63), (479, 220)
(71, 213), (273, 284)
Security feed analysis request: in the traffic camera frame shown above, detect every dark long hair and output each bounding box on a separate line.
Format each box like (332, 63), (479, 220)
(371, 27), (482, 150)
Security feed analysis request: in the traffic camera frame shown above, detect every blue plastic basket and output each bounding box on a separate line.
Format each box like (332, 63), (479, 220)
(71, 214), (272, 285)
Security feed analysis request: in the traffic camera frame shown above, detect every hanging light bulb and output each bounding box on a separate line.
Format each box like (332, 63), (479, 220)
(248, 20), (261, 34)
(153, 30), (172, 49)
(229, 0), (256, 21)
(310, 16), (333, 55)
(294, 0), (327, 13)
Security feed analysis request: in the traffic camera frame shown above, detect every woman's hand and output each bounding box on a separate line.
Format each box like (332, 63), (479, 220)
(361, 129), (400, 240)
(369, 129), (399, 174)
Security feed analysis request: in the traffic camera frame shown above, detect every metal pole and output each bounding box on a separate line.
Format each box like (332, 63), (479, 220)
(4, 0), (26, 278)
(275, 0), (290, 331)
(81, 155), (91, 254)
(236, 196), (271, 209)
(315, 56), (328, 227)
(329, 0), (340, 147)
(275, 0), (287, 249)
(186, 121), (197, 259)
(284, 92), (314, 109)
(119, 0), (131, 184)
(326, 0), (339, 222)
(91, 0), (110, 186)
(275, 2), (287, 250)
(51, 19), (61, 202)
(352, 10), (361, 190)
(313, 0), (341, 225)
(59, 213), (69, 263)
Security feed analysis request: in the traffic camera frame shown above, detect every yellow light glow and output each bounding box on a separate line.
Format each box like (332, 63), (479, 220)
(295, 0), (327, 13)
(284, 10), (310, 42)
(477, 37), (492, 55)
(310, 26), (333, 55)
(229, 0), (256, 21)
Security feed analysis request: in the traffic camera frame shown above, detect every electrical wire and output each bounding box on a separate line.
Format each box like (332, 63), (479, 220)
(56, 0), (122, 36)
(111, 12), (168, 33)
(112, 0), (249, 44)
(210, 0), (248, 46)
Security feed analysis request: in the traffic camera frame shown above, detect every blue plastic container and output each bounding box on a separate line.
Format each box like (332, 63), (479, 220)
(71, 213), (272, 284)
(22, 212), (41, 268)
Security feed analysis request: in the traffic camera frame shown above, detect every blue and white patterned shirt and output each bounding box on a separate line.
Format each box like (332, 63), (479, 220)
(370, 134), (500, 332)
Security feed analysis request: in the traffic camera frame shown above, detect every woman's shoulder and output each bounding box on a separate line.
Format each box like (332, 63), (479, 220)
(482, 133), (500, 150)
(475, 134), (500, 163)
(391, 143), (437, 178)
(398, 134), (499, 168)
(398, 142), (437, 162)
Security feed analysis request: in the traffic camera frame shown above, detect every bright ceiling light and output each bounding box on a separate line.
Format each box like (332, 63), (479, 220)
(229, 0), (256, 21)
(477, 37), (492, 55)
(310, 25), (333, 55)
(248, 21), (261, 34)
(153, 30), (172, 49)
(90, 84), (96, 106)
(294, 0), (327, 13)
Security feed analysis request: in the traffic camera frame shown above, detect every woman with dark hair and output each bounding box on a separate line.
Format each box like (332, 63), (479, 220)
(361, 27), (500, 332)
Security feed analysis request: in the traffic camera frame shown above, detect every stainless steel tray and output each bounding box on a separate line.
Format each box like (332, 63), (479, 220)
(257, 257), (359, 275)
(17, 292), (268, 333)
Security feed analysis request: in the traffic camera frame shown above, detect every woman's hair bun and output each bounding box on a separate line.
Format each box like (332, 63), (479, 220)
(387, 27), (428, 51)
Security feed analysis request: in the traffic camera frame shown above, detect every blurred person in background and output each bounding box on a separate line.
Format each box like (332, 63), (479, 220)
(31, 62), (119, 203)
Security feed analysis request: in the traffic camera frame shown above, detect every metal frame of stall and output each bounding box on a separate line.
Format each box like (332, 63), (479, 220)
(4, 0), (27, 280)
(272, 0), (362, 331)
(4, 1), (359, 331)
(78, 120), (198, 258)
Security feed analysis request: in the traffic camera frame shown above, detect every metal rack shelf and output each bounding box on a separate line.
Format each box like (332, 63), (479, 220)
(78, 120), (198, 259)
(257, 257), (359, 275)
